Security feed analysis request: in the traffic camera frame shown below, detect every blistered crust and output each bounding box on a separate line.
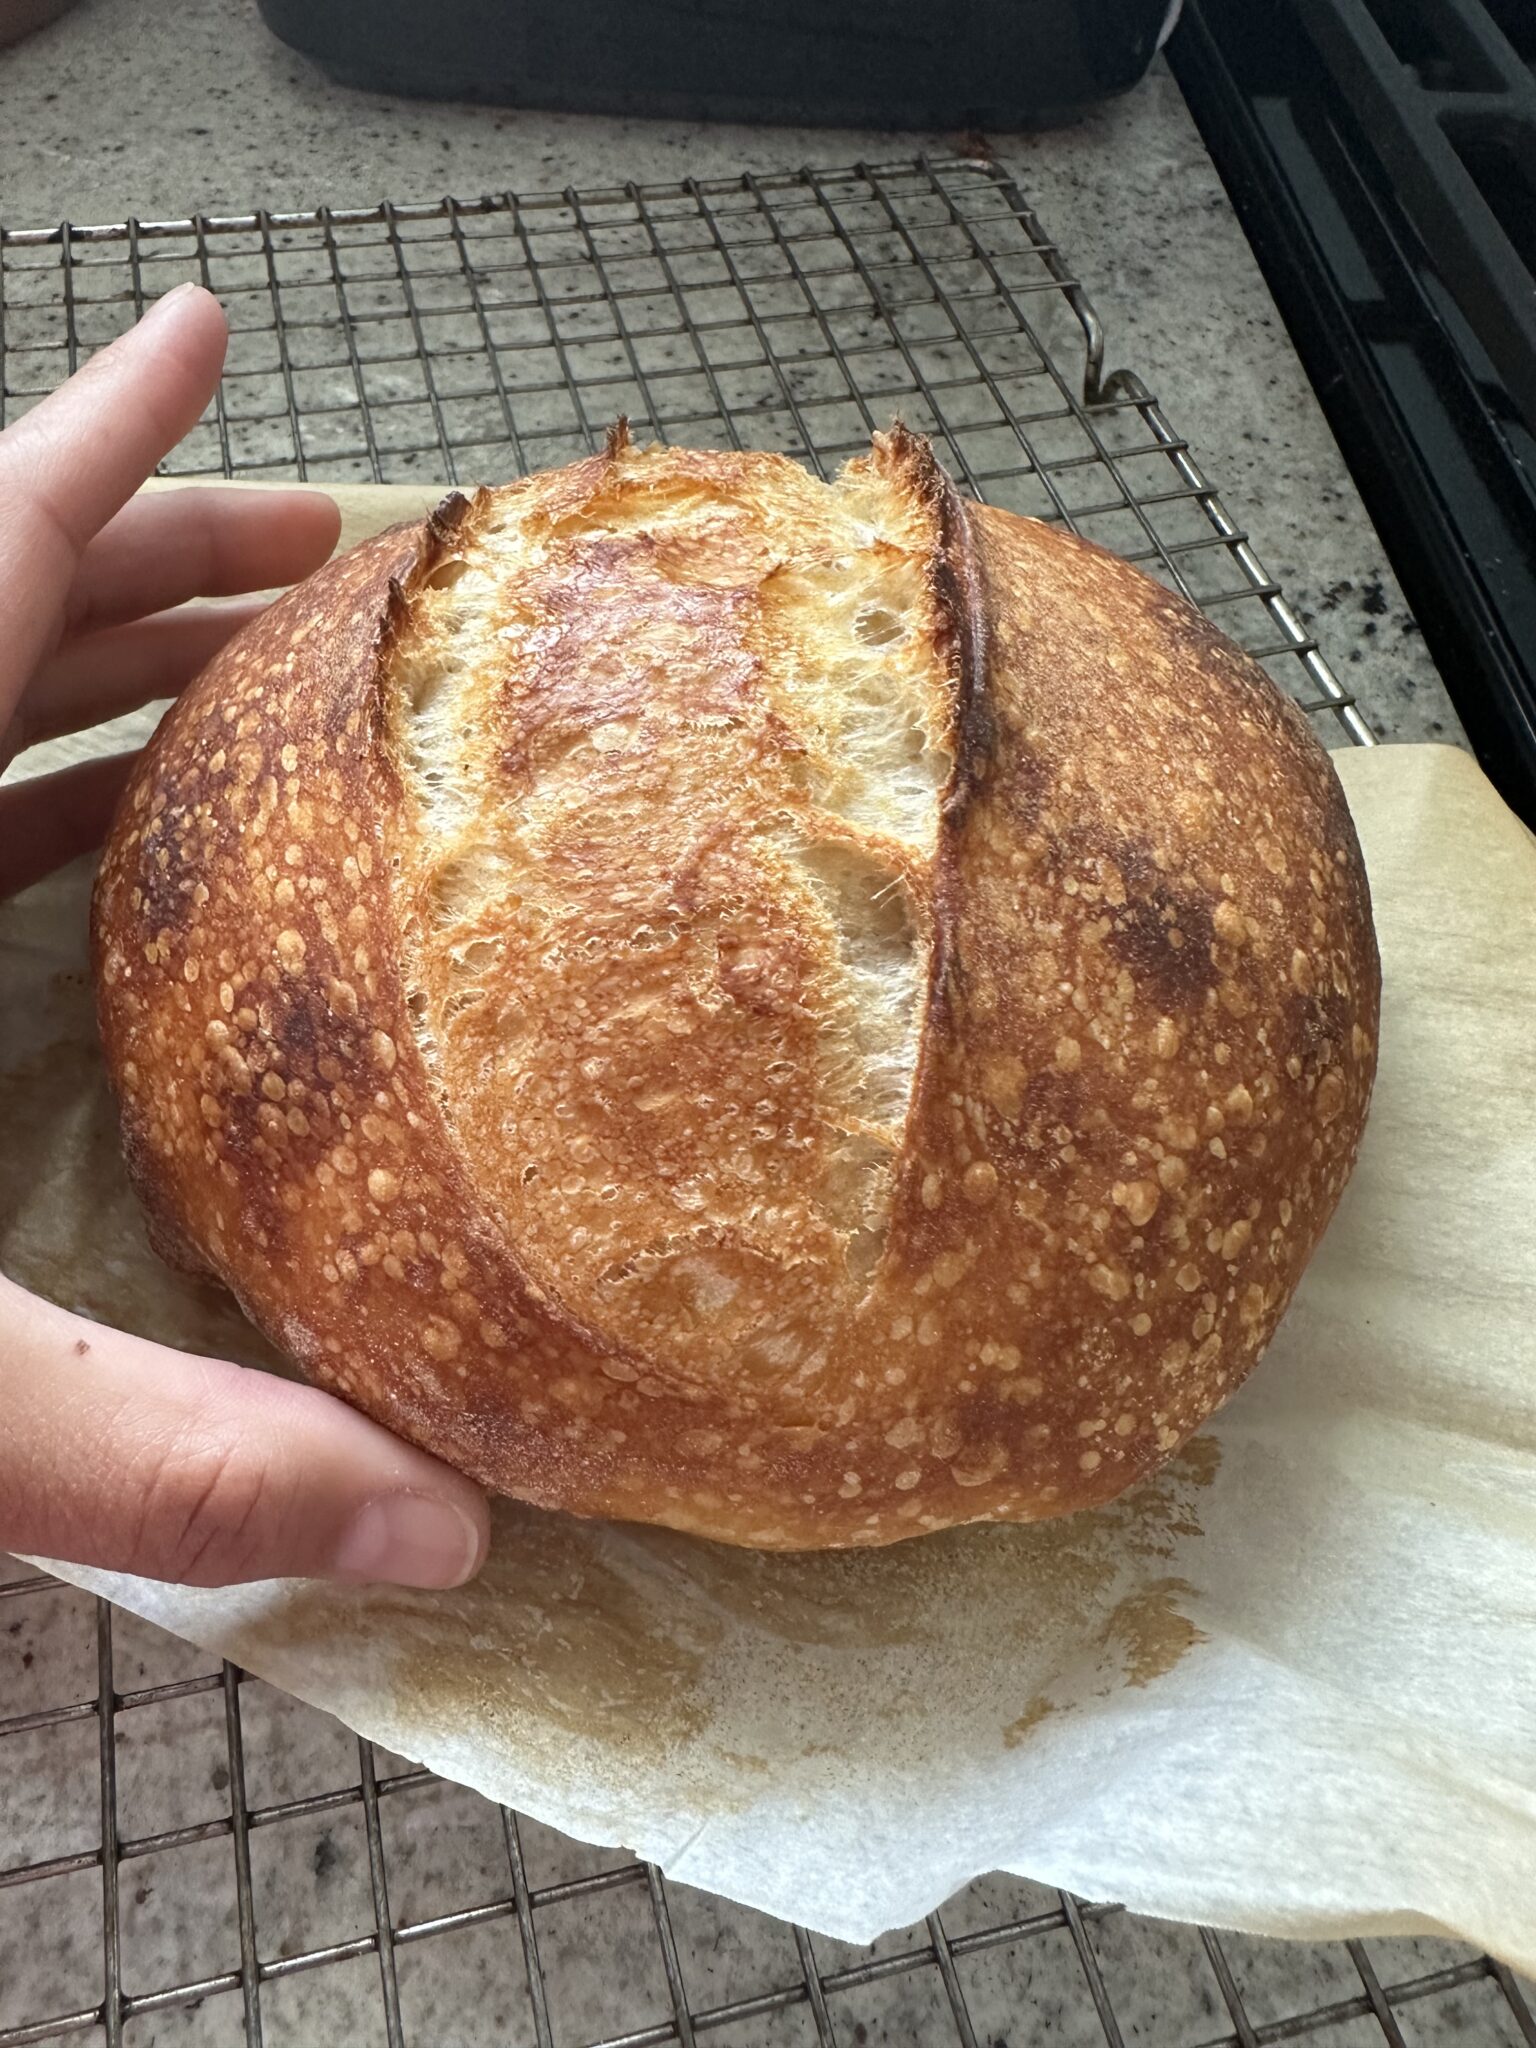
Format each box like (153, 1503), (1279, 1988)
(94, 433), (1378, 1547)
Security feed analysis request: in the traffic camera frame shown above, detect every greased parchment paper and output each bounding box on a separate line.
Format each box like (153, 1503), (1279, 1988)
(2, 488), (1533, 1960)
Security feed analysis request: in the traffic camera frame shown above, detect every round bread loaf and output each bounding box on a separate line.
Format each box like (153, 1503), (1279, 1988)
(94, 428), (1378, 1548)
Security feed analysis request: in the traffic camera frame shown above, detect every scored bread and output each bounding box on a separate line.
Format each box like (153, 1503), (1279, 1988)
(94, 427), (1379, 1548)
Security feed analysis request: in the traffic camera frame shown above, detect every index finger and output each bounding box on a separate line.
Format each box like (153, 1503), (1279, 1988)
(0, 284), (229, 714)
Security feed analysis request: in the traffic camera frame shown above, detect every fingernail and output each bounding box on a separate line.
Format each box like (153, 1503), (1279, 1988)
(142, 281), (203, 324)
(332, 1493), (485, 1588)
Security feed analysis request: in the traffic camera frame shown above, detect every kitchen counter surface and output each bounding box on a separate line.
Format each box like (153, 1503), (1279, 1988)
(0, 5), (1505, 2046)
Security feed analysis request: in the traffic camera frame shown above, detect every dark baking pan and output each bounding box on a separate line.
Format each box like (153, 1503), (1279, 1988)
(255, 0), (1174, 127)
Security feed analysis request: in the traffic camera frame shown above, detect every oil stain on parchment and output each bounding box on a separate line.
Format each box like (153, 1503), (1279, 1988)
(232, 1433), (1220, 1833)
(556, 1432), (1221, 1805)
(1004, 1567), (1213, 1748)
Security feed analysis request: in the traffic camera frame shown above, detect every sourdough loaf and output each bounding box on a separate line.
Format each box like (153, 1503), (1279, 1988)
(94, 428), (1378, 1547)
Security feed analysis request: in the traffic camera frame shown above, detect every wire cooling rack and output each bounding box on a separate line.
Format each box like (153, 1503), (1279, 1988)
(0, 154), (1526, 2048)
(0, 155), (1373, 749)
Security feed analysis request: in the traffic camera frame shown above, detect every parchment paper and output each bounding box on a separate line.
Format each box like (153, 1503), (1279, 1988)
(3, 484), (1533, 1962)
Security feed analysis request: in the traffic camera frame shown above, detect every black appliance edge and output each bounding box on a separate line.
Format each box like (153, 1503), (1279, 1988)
(1170, 0), (1536, 824)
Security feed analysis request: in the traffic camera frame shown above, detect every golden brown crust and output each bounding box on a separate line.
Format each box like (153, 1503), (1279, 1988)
(94, 434), (1379, 1547)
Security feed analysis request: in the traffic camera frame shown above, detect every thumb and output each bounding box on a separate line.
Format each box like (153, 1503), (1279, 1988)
(0, 1276), (489, 1589)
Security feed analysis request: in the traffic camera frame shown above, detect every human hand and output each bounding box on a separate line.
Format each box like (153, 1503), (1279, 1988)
(0, 284), (491, 1588)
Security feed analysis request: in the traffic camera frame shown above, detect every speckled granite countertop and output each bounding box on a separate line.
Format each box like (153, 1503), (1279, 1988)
(0, 6), (1505, 2046)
